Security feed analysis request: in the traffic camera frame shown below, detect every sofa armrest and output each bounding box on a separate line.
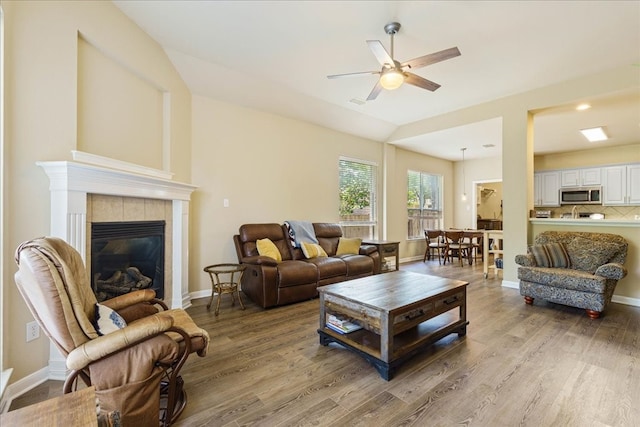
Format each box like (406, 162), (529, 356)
(515, 254), (535, 267)
(594, 263), (628, 280)
(240, 255), (279, 267)
(359, 244), (378, 256)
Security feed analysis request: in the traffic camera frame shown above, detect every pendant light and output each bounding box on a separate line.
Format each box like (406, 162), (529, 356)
(461, 148), (467, 202)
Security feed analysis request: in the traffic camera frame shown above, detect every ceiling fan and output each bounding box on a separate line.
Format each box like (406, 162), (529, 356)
(327, 22), (461, 101)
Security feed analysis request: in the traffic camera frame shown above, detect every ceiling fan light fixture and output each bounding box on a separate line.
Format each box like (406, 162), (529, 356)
(379, 69), (405, 90)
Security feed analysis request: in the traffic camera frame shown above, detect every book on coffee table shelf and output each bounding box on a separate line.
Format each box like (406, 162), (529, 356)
(326, 314), (363, 334)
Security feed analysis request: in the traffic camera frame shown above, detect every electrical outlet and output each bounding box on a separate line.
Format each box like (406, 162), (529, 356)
(26, 321), (40, 342)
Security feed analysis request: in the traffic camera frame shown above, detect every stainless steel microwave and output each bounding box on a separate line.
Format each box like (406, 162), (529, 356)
(560, 186), (602, 205)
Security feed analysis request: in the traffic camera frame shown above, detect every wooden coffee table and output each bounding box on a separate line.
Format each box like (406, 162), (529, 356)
(318, 271), (469, 380)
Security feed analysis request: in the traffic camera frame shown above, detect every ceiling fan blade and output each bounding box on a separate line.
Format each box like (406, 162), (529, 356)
(327, 71), (379, 79)
(401, 47), (461, 70)
(405, 73), (441, 91)
(366, 80), (384, 101)
(367, 40), (394, 66)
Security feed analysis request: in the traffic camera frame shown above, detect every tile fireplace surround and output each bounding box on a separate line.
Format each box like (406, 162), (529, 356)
(37, 158), (197, 310)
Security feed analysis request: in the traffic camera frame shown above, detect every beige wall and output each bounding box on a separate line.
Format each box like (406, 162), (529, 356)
(535, 144), (640, 171)
(189, 95), (384, 293)
(189, 95), (459, 291)
(2, 0), (190, 385)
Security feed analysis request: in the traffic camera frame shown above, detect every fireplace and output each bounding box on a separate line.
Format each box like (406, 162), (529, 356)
(38, 154), (197, 380)
(37, 155), (197, 311)
(91, 221), (165, 302)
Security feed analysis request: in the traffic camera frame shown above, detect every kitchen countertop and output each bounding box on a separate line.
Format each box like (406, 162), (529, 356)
(530, 218), (640, 227)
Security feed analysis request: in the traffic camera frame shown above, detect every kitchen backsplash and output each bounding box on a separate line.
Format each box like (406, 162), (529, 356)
(549, 205), (640, 220)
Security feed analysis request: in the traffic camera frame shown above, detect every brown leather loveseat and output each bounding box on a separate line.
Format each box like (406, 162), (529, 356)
(233, 223), (380, 308)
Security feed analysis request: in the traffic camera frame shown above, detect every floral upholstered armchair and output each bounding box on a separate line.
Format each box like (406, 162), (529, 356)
(515, 231), (628, 319)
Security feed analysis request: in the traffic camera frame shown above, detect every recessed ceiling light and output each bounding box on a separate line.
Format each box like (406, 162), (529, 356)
(580, 127), (608, 142)
(576, 103), (591, 111)
(482, 144), (495, 148)
(349, 98), (366, 106)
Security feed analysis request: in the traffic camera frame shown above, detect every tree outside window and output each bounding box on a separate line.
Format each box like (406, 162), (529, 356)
(408, 170), (443, 239)
(339, 158), (377, 239)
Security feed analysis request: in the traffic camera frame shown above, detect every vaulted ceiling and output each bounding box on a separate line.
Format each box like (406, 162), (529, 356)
(114, 1), (640, 161)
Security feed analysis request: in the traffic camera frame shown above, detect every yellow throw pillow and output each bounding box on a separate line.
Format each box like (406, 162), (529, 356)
(301, 242), (328, 259)
(336, 237), (362, 255)
(256, 238), (282, 262)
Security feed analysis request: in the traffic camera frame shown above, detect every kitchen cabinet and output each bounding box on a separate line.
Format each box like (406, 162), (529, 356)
(602, 164), (640, 205)
(534, 171), (560, 207)
(561, 167), (601, 187)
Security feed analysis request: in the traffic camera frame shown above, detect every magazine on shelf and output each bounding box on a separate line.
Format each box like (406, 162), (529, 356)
(326, 314), (363, 334)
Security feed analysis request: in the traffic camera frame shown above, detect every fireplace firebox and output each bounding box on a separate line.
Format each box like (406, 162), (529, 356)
(91, 221), (165, 302)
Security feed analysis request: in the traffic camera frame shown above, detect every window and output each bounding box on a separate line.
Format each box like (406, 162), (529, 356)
(339, 157), (377, 239)
(407, 170), (443, 239)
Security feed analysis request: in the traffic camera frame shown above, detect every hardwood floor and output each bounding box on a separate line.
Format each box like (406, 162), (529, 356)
(9, 259), (640, 426)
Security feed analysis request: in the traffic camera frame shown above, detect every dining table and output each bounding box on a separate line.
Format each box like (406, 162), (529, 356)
(439, 229), (484, 266)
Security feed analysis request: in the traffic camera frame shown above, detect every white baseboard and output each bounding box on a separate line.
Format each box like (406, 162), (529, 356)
(190, 290), (211, 301)
(501, 280), (519, 289)
(0, 366), (49, 414)
(612, 294), (640, 307)
(48, 357), (68, 382)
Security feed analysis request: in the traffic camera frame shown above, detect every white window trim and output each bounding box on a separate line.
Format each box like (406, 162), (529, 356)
(0, 5), (10, 401)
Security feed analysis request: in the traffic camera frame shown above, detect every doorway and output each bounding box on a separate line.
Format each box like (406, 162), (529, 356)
(472, 180), (503, 229)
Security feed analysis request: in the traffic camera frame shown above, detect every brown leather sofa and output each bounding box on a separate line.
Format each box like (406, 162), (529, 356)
(233, 223), (381, 308)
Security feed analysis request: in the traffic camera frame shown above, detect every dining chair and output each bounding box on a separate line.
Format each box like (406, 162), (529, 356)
(443, 230), (472, 266)
(423, 230), (446, 264)
(464, 230), (484, 264)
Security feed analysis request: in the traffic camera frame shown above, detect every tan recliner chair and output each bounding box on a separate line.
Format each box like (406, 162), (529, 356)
(14, 237), (210, 426)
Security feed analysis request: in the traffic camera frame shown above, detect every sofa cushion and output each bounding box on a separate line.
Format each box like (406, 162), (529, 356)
(301, 242), (327, 259)
(566, 237), (623, 273)
(528, 243), (570, 268)
(256, 238), (282, 262)
(313, 223), (342, 256)
(518, 266), (607, 293)
(305, 256), (347, 280)
(338, 254), (374, 277)
(276, 260), (318, 287)
(336, 237), (362, 255)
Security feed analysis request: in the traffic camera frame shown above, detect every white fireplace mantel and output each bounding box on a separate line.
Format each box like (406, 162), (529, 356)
(37, 160), (197, 309)
(37, 157), (197, 381)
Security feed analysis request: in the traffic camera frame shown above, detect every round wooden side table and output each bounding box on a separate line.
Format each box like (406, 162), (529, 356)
(203, 263), (246, 315)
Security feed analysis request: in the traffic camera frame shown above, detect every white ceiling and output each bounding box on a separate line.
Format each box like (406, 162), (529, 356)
(114, 1), (640, 161)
